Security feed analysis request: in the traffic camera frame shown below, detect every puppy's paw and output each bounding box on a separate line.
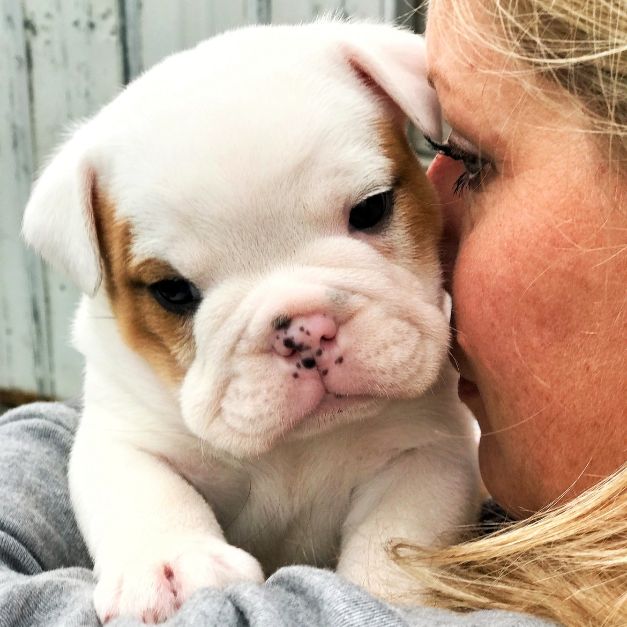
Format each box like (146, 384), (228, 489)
(94, 537), (264, 624)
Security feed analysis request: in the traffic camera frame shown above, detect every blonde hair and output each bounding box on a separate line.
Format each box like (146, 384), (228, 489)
(444, 0), (627, 161)
(392, 466), (627, 626)
(393, 2), (627, 624)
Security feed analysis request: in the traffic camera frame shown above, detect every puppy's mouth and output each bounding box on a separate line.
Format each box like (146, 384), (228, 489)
(268, 340), (386, 441)
(286, 391), (382, 439)
(282, 364), (376, 428)
(309, 390), (374, 417)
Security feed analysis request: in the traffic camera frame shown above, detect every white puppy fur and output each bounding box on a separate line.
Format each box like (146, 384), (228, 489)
(23, 21), (481, 624)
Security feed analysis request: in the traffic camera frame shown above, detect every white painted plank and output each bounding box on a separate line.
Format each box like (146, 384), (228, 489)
(23, 0), (124, 398)
(270, 0), (345, 23)
(137, 0), (252, 74)
(271, 0), (397, 23)
(0, 0), (54, 396)
(248, 0), (271, 24)
(342, 0), (384, 20)
(120, 0), (143, 80)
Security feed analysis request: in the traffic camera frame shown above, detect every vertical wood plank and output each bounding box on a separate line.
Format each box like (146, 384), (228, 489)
(342, 0), (384, 19)
(248, 0), (271, 24)
(270, 0), (407, 24)
(0, 0), (54, 396)
(133, 0), (254, 75)
(270, 1), (344, 23)
(23, 0), (124, 398)
(118, 0), (142, 81)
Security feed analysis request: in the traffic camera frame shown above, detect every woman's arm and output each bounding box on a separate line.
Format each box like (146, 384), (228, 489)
(0, 402), (552, 627)
(0, 402), (98, 626)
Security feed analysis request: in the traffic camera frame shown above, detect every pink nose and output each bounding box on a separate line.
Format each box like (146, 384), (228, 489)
(272, 313), (337, 359)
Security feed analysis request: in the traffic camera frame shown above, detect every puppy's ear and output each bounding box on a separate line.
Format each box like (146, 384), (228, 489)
(340, 28), (441, 141)
(22, 130), (102, 296)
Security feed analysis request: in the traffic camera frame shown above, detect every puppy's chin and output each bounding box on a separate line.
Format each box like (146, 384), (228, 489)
(289, 395), (387, 440)
(184, 393), (388, 459)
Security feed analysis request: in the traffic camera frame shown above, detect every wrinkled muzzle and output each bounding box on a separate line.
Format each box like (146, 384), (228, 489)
(180, 243), (449, 458)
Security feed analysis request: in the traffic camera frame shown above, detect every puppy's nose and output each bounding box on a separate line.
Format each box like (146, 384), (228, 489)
(272, 313), (337, 358)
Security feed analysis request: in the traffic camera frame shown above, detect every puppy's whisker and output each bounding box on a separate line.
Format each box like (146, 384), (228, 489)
(395, 3), (421, 27)
(447, 350), (461, 372)
(431, 428), (480, 440)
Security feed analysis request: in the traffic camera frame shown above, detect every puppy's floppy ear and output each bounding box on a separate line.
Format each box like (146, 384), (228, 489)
(340, 28), (442, 141)
(22, 129), (102, 296)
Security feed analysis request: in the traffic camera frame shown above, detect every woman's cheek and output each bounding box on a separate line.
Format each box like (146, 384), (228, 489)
(452, 222), (522, 405)
(451, 195), (624, 513)
(452, 205), (556, 492)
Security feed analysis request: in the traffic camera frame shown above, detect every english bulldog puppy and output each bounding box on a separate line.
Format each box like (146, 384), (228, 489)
(23, 21), (481, 624)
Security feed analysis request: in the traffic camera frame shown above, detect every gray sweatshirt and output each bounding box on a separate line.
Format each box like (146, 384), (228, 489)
(0, 402), (552, 626)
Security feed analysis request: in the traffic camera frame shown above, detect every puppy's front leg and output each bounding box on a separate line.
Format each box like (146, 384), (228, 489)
(337, 445), (480, 602)
(70, 423), (263, 624)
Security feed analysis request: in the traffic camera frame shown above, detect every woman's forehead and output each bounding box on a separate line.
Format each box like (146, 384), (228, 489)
(425, 2), (574, 155)
(426, 0), (499, 76)
(425, 8), (512, 151)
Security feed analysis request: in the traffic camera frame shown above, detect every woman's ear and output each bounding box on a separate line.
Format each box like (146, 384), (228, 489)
(22, 128), (103, 297)
(340, 26), (442, 141)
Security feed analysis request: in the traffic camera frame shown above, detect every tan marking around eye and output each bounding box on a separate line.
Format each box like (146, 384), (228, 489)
(376, 121), (442, 270)
(91, 183), (194, 383)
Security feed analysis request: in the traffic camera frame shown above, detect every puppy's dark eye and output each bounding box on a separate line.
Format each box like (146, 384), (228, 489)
(149, 278), (201, 315)
(349, 189), (393, 231)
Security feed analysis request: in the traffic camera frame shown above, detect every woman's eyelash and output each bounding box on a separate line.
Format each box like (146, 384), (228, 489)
(426, 137), (493, 195)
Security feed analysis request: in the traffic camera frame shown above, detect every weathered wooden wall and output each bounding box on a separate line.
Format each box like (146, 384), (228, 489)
(0, 0), (424, 400)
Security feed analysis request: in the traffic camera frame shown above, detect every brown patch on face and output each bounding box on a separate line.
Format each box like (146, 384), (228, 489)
(91, 182), (194, 383)
(376, 121), (442, 269)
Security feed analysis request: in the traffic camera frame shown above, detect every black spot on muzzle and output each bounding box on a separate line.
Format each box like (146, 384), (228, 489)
(272, 315), (291, 331)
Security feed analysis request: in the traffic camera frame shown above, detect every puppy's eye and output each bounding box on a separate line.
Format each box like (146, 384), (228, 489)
(149, 278), (201, 315)
(349, 189), (393, 231)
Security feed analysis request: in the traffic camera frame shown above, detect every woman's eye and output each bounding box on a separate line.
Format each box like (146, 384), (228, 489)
(149, 278), (201, 315)
(349, 189), (394, 231)
(453, 154), (492, 195)
(426, 137), (493, 195)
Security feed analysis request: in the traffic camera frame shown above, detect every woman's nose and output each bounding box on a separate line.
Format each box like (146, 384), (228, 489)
(427, 153), (466, 292)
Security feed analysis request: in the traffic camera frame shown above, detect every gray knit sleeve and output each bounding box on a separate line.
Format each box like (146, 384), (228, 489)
(0, 402), (98, 627)
(0, 403), (553, 627)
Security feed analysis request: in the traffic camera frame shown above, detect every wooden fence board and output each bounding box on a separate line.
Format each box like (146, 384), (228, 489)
(0, 0), (53, 396)
(133, 0), (253, 75)
(270, 1), (345, 23)
(22, 0), (124, 397)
